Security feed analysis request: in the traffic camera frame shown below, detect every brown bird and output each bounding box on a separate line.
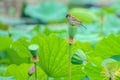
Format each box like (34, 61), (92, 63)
(66, 14), (87, 29)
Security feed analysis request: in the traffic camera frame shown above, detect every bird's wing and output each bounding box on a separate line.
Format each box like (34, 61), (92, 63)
(71, 16), (81, 22)
(71, 16), (87, 29)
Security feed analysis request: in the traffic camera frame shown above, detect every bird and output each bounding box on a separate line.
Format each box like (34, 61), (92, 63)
(66, 13), (87, 29)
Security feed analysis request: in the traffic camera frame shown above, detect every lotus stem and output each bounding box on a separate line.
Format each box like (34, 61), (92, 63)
(34, 62), (37, 80)
(28, 76), (30, 80)
(100, 11), (105, 35)
(100, 20), (104, 35)
(68, 44), (72, 80)
(67, 25), (76, 80)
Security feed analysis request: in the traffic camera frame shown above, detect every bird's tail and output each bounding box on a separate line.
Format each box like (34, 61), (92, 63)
(81, 24), (87, 29)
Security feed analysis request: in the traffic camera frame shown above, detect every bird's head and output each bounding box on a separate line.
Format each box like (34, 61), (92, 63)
(66, 14), (71, 18)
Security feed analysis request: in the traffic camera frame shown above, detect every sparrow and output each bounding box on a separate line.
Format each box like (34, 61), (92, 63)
(66, 14), (87, 29)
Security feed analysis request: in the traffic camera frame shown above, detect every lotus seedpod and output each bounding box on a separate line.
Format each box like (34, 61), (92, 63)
(68, 26), (77, 38)
(71, 49), (86, 64)
(28, 44), (39, 56)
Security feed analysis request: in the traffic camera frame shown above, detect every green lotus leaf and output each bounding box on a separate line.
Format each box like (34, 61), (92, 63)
(11, 33), (92, 78)
(24, 1), (68, 23)
(94, 34), (120, 58)
(6, 63), (46, 80)
(101, 58), (117, 67)
(69, 8), (98, 23)
(31, 34), (92, 77)
(111, 55), (120, 61)
(101, 7), (117, 14)
(6, 49), (29, 64)
(83, 62), (103, 80)
(11, 37), (30, 58)
(0, 36), (12, 51)
(0, 76), (15, 80)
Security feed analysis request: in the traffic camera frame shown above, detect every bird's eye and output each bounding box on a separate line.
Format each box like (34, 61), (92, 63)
(66, 14), (70, 17)
(66, 14), (68, 17)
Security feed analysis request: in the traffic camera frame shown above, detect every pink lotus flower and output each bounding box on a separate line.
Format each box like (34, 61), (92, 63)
(28, 65), (35, 76)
